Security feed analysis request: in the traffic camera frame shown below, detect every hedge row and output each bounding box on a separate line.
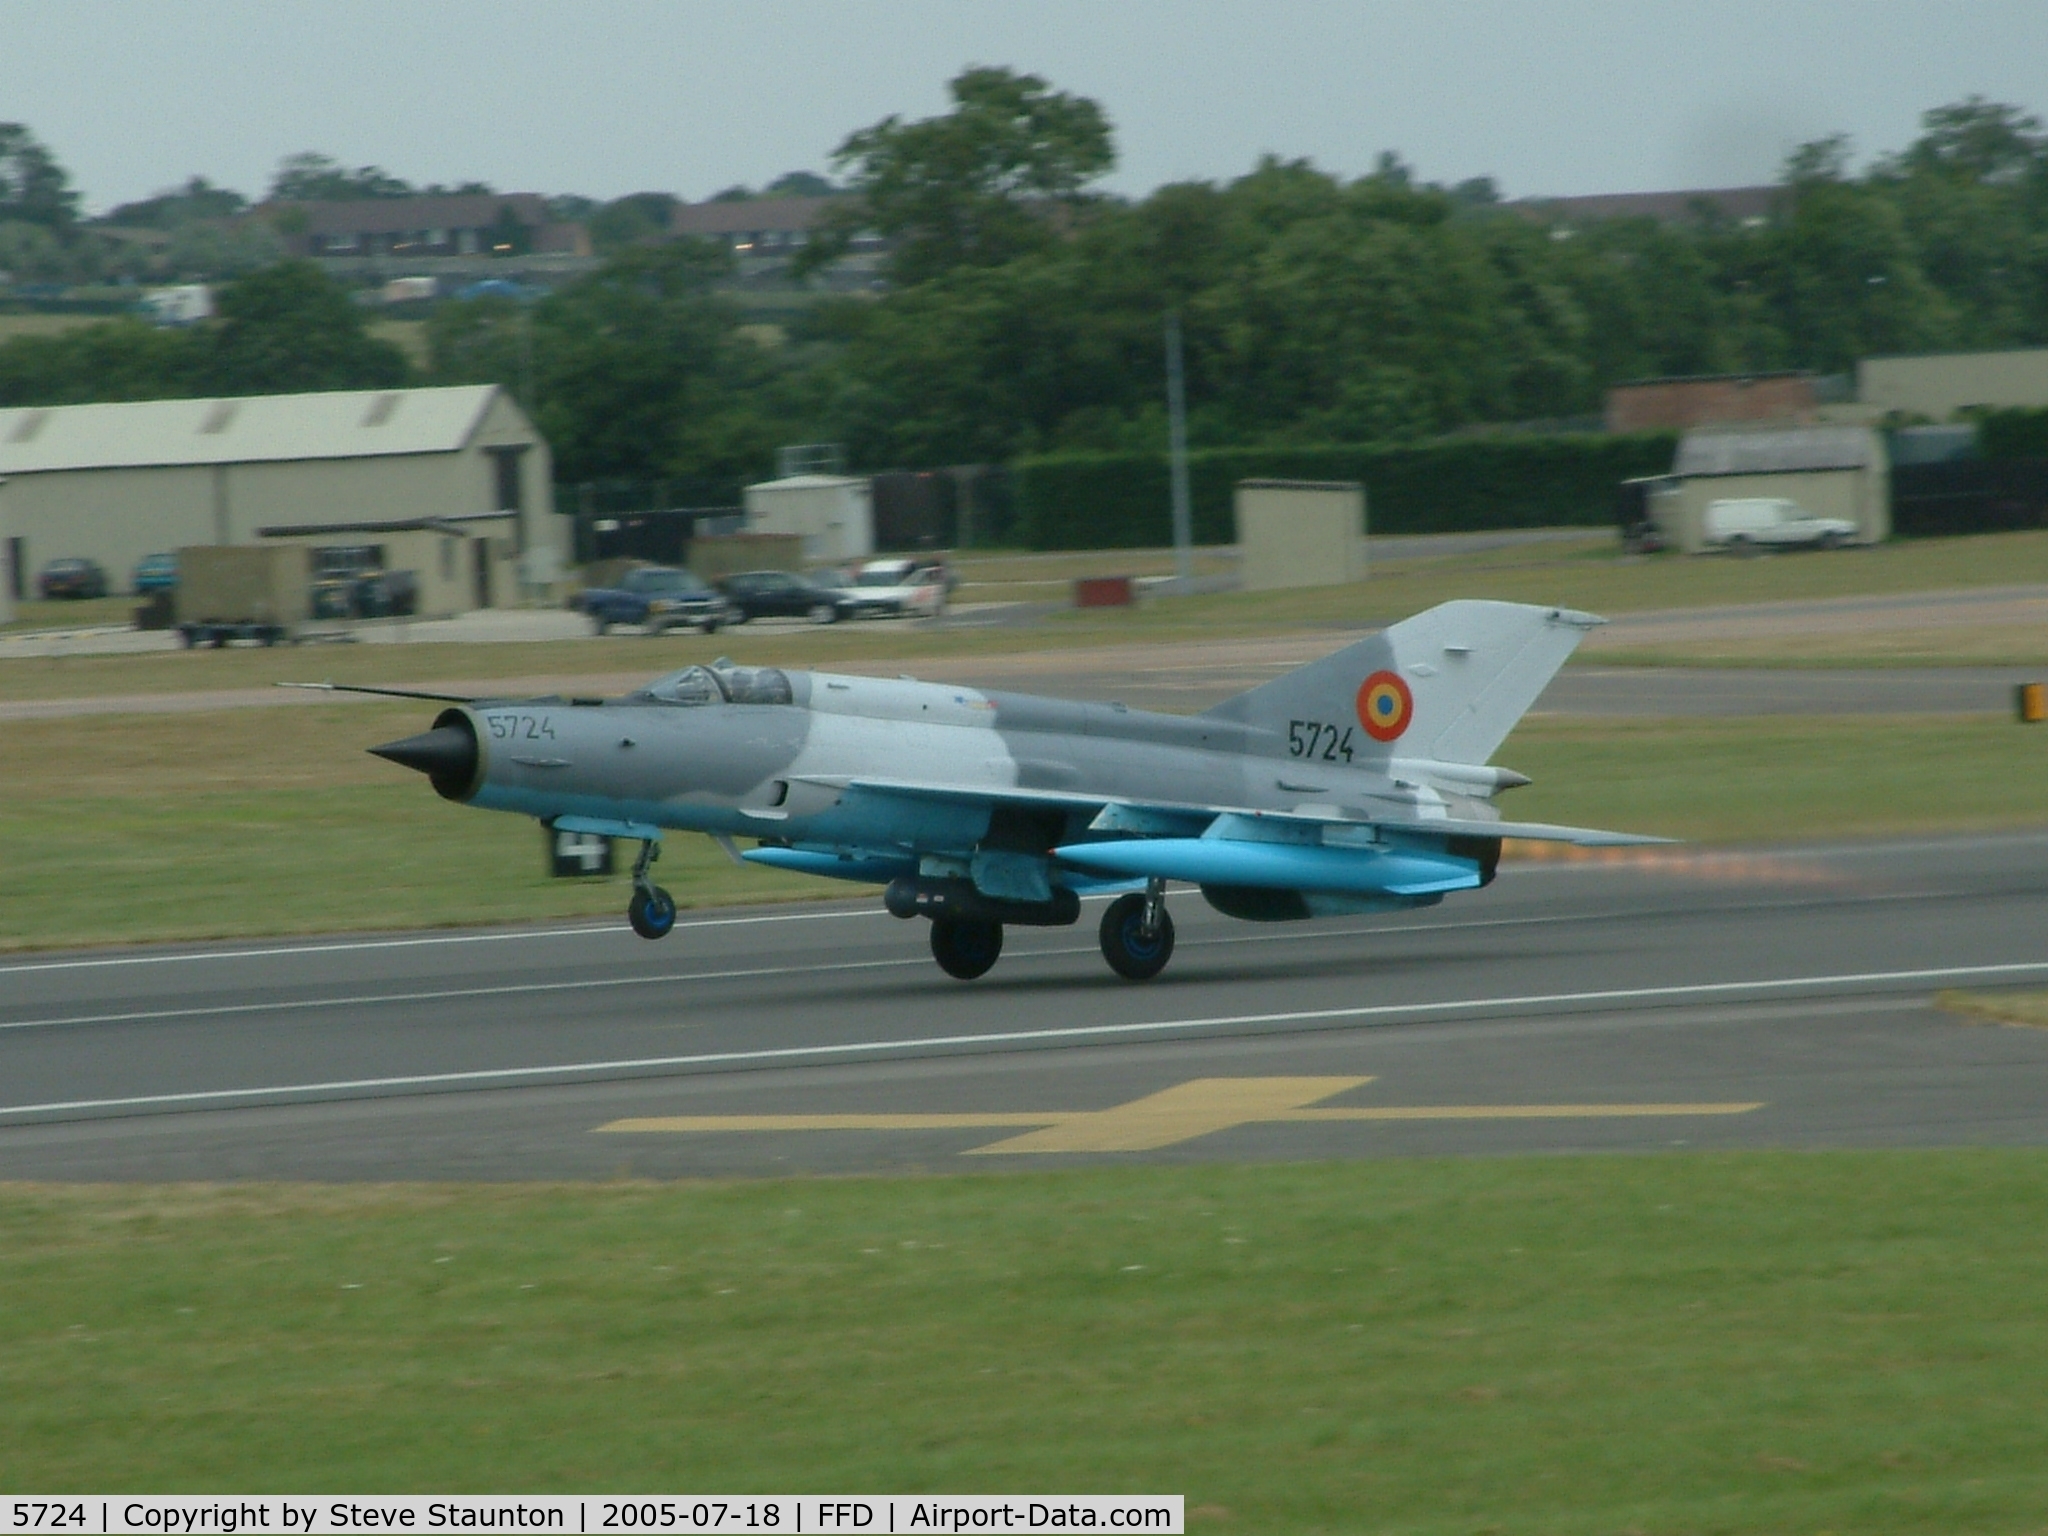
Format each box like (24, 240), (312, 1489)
(1979, 407), (2048, 461)
(1011, 433), (1679, 549)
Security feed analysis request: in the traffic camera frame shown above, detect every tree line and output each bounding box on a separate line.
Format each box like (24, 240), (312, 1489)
(4, 76), (2047, 499)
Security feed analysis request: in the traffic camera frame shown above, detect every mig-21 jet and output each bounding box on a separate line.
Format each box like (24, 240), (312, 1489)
(346, 599), (1665, 983)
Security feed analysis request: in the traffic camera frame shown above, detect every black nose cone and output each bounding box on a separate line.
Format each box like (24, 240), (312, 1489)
(370, 724), (477, 786)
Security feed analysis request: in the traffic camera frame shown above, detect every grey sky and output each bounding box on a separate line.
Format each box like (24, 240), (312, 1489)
(5, 0), (2045, 215)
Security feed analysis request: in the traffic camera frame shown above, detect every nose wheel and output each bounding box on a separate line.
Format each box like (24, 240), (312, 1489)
(625, 837), (676, 940)
(1100, 884), (1174, 981)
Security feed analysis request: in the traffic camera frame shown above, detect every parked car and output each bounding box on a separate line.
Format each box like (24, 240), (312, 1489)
(581, 566), (733, 634)
(716, 569), (856, 624)
(131, 552), (178, 594)
(36, 558), (109, 599)
(1704, 498), (1857, 553)
(834, 557), (949, 619)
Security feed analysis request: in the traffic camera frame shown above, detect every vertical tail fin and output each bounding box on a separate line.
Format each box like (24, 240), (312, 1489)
(1203, 600), (1602, 764)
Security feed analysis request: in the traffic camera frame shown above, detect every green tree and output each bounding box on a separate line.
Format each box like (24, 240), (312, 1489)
(1874, 100), (2048, 347)
(0, 220), (69, 283)
(811, 65), (1114, 285)
(205, 261), (410, 394)
(0, 320), (207, 407)
(432, 241), (755, 485)
(764, 170), (836, 198)
(0, 123), (78, 227)
(266, 153), (414, 202)
(104, 176), (248, 228)
(587, 193), (679, 252)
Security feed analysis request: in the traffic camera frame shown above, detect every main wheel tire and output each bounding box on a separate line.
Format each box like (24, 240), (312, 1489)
(930, 917), (1002, 980)
(628, 885), (678, 940)
(808, 602), (838, 625)
(1100, 893), (1175, 981)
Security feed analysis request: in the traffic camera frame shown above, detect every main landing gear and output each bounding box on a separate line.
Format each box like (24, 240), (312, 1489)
(916, 879), (1176, 983)
(626, 838), (676, 940)
(1099, 880), (1175, 982)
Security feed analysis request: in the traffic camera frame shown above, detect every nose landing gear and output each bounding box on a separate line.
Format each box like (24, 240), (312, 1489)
(625, 837), (676, 940)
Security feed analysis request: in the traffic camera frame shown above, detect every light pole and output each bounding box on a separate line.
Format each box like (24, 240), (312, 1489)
(1165, 311), (1192, 585)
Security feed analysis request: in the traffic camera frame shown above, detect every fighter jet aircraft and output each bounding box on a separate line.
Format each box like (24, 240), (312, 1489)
(351, 599), (1664, 982)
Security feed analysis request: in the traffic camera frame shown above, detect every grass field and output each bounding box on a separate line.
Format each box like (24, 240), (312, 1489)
(3, 594), (141, 633)
(0, 703), (852, 950)
(1592, 624), (2048, 669)
(2, 706), (2044, 951)
(5, 1156), (2047, 1528)
(8, 530), (2048, 698)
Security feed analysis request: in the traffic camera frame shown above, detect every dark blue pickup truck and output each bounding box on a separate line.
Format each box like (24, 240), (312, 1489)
(580, 567), (735, 635)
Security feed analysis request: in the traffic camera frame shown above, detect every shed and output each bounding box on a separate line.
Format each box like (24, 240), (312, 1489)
(742, 474), (873, 565)
(1660, 426), (1889, 553)
(0, 385), (560, 603)
(1234, 480), (1366, 590)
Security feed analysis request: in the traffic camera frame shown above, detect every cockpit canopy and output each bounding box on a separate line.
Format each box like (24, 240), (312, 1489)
(633, 661), (793, 707)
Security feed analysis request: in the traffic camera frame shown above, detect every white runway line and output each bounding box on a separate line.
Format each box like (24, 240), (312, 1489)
(2, 958), (2042, 1121)
(0, 907), (892, 975)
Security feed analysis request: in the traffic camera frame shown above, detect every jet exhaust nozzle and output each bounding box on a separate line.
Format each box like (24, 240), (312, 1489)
(369, 715), (479, 800)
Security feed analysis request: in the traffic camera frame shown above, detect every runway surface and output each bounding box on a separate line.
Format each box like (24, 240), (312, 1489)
(5, 831), (2048, 1180)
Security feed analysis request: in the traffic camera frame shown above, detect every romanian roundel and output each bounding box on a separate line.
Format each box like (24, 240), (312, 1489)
(1355, 670), (1414, 742)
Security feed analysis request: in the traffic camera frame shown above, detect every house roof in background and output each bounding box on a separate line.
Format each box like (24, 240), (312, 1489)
(283, 195), (556, 235)
(670, 196), (845, 237)
(0, 385), (514, 474)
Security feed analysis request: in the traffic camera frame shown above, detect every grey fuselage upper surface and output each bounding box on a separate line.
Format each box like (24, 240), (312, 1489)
(437, 665), (1498, 854)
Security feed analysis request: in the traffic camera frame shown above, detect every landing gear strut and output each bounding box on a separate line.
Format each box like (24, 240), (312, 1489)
(626, 837), (676, 940)
(930, 916), (1003, 980)
(1100, 881), (1174, 981)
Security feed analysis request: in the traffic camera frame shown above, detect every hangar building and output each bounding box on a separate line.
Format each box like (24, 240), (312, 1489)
(0, 385), (560, 604)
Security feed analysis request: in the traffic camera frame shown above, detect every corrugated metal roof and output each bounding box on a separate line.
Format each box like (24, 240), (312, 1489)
(0, 386), (507, 474)
(1674, 425), (1884, 477)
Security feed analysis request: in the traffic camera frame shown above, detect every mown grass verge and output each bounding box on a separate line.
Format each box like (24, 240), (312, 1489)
(10, 530), (2048, 701)
(4, 1156), (2047, 1528)
(4, 708), (2046, 950)
(0, 704), (856, 951)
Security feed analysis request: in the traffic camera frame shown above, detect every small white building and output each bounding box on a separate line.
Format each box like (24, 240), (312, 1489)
(742, 474), (873, 565)
(1234, 479), (1366, 590)
(0, 385), (560, 601)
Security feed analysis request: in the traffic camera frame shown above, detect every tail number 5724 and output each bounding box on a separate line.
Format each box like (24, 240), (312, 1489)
(1288, 720), (1355, 762)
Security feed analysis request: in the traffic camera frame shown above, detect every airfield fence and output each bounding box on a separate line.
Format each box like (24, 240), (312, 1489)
(1012, 431), (1679, 549)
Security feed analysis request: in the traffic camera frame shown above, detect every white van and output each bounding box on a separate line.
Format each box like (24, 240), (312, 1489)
(1703, 498), (1857, 552)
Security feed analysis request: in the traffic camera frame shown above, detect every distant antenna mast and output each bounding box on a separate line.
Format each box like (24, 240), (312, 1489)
(1165, 311), (1192, 584)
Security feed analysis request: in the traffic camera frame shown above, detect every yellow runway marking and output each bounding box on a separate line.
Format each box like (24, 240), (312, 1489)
(597, 1078), (1764, 1154)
